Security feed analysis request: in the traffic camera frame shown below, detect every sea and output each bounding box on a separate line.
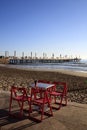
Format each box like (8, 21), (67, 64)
(1, 59), (87, 73)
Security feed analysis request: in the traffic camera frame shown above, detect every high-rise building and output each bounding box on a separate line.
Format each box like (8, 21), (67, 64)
(14, 51), (16, 57)
(5, 51), (9, 57)
(22, 52), (24, 58)
(31, 52), (32, 59)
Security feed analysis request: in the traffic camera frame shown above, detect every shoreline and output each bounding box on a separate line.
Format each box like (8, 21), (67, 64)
(0, 63), (87, 77)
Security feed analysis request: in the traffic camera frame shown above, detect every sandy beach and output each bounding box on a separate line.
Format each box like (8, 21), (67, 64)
(0, 65), (87, 104)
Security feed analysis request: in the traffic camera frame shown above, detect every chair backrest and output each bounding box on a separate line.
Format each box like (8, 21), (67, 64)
(53, 81), (67, 95)
(31, 87), (48, 101)
(31, 87), (40, 99)
(38, 80), (44, 83)
(38, 80), (50, 84)
(10, 86), (28, 99)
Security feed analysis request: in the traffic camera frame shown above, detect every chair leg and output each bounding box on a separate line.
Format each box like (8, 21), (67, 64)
(41, 104), (44, 121)
(65, 96), (67, 106)
(48, 101), (53, 116)
(59, 96), (67, 108)
(58, 96), (63, 109)
(9, 97), (12, 114)
(54, 96), (57, 103)
(28, 101), (32, 116)
(59, 95), (67, 107)
(19, 101), (24, 117)
(18, 101), (21, 108)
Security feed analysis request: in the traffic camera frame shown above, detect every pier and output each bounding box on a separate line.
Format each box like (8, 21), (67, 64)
(0, 51), (81, 64)
(9, 57), (81, 64)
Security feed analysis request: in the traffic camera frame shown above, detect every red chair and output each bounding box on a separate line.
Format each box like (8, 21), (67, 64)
(30, 87), (53, 122)
(9, 86), (31, 118)
(50, 82), (67, 110)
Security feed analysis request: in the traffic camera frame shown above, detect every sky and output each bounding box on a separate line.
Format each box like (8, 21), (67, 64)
(0, 0), (87, 59)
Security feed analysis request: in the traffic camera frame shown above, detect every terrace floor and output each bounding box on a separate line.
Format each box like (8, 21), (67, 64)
(0, 91), (87, 130)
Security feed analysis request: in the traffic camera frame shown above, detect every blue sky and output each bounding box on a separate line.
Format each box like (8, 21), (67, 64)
(0, 0), (87, 59)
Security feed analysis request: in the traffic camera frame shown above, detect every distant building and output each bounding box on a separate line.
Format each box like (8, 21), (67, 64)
(5, 51), (9, 57)
(14, 51), (16, 57)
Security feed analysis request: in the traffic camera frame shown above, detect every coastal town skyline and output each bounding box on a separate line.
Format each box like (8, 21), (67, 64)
(0, 0), (87, 59)
(0, 50), (80, 59)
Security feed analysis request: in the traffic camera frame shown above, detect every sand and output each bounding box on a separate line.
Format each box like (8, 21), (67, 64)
(0, 65), (87, 104)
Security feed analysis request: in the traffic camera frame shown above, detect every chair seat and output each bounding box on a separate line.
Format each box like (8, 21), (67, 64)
(33, 98), (49, 104)
(13, 95), (31, 101)
(50, 91), (62, 96)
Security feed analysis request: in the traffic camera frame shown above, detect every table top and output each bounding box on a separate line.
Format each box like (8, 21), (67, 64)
(30, 82), (54, 89)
